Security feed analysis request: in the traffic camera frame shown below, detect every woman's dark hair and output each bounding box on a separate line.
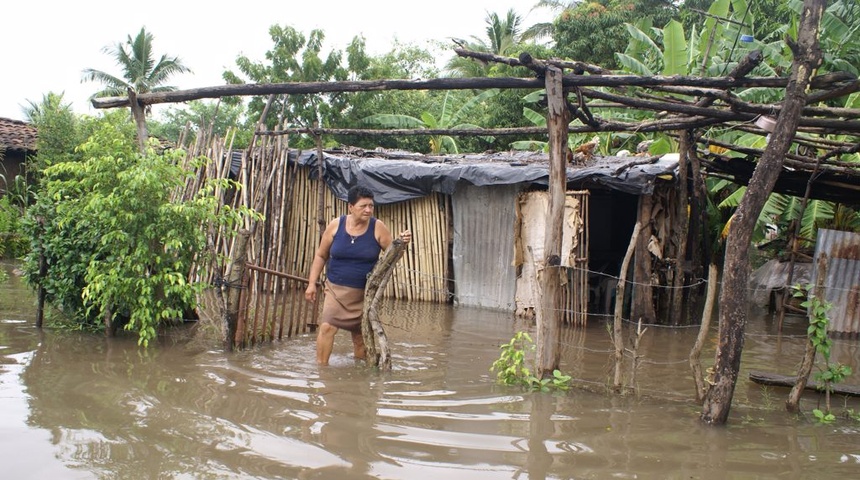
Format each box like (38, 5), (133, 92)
(347, 185), (374, 205)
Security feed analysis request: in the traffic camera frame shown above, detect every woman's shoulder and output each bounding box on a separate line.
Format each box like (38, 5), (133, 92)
(325, 216), (342, 233)
(372, 217), (392, 235)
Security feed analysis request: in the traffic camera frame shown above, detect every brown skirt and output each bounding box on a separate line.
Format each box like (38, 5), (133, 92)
(320, 282), (365, 333)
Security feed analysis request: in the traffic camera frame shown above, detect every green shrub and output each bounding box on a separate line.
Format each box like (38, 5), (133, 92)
(22, 114), (254, 346)
(0, 195), (27, 259)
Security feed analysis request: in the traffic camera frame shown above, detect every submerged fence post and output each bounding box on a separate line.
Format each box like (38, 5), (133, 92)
(614, 221), (641, 391)
(362, 238), (407, 370)
(222, 229), (251, 352)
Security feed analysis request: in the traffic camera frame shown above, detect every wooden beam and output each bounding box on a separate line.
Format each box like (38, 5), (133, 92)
(91, 74), (832, 109)
(751, 370), (860, 397)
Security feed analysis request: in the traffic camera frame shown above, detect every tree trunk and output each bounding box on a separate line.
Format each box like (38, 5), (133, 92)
(362, 238), (408, 370)
(687, 137), (709, 317)
(127, 88), (149, 154)
(701, 0), (825, 425)
(535, 65), (570, 378)
(104, 305), (117, 338)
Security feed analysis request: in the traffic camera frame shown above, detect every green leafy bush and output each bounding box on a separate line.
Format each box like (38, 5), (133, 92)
(22, 114), (252, 346)
(0, 195), (27, 259)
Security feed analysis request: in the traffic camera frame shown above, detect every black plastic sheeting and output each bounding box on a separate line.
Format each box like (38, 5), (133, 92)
(293, 150), (679, 205)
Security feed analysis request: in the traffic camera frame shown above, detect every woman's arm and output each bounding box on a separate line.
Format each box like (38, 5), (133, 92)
(305, 218), (338, 302)
(375, 218), (411, 250)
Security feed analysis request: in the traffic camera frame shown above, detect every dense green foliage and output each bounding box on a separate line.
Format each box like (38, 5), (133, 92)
(0, 196), (26, 258)
(333, 39), (443, 152)
(21, 113), (251, 345)
(149, 99), (249, 148)
(223, 25), (354, 146)
(25, 93), (82, 171)
(0, 93), (85, 260)
(553, 0), (677, 68)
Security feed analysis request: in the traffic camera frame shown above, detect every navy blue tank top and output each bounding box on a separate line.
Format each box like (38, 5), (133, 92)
(326, 216), (381, 289)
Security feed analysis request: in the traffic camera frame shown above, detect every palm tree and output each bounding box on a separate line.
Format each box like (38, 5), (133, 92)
(447, 9), (530, 77)
(523, 0), (580, 41)
(82, 27), (190, 108)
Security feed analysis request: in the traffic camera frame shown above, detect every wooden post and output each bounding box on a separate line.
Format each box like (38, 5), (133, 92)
(690, 263), (718, 403)
(362, 238), (408, 370)
(535, 64), (570, 378)
(631, 195), (656, 323)
(786, 252), (828, 412)
(614, 221), (641, 390)
(222, 229), (251, 352)
(670, 132), (692, 324)
(314, 123), (327, 237)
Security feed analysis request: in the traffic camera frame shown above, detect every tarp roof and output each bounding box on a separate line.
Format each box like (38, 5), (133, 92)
(290, 148), (679, 205)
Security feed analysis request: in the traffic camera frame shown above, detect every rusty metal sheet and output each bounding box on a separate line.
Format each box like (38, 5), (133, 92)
(812, 229), (860, 334)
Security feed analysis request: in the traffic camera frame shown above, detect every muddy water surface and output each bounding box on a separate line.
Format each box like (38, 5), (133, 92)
(2, 261), (859, 479)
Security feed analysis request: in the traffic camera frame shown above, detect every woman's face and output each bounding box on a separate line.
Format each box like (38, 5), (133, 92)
(349, 197), (375, 220)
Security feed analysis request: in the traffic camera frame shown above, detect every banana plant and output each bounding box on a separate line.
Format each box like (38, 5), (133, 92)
(618, 0), (860, 253)
(511, 89), (644, 154)
(362, 89), (498, 154)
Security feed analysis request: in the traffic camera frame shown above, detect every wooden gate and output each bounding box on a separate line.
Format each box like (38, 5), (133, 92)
(235, 264), (319, 348)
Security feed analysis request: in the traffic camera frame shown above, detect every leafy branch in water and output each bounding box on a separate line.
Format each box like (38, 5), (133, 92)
(490, 331), (571, 392)
(793, 283), (853, 423)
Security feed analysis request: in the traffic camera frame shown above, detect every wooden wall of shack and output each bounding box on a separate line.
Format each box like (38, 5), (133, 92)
(181, 135), (450, 305)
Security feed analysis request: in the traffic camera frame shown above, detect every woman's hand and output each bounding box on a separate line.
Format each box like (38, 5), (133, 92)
(399, 229), (412, 244)
(305, 283), (317, 303)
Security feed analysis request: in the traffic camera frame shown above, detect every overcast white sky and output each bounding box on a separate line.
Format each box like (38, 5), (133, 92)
(1, 1), (552, 122)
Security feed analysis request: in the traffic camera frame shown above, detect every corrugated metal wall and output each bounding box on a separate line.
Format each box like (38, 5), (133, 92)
(452, 184), (521, 310)
(812, 228), (860, 335)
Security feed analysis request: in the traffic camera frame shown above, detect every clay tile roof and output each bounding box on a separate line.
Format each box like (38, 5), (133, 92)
(0, 117), (37, 153)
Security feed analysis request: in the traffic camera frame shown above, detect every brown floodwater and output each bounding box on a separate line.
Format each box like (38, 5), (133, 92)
(2, 260), (859, 479)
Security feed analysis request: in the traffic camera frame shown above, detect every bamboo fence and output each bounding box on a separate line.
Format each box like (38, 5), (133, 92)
(173, 132), (451, 343)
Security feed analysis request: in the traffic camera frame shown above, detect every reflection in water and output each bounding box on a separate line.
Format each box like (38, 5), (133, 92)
(2, 261), (860, 479)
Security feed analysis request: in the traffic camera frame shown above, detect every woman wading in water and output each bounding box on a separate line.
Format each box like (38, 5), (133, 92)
(304, 185), (411, 365)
